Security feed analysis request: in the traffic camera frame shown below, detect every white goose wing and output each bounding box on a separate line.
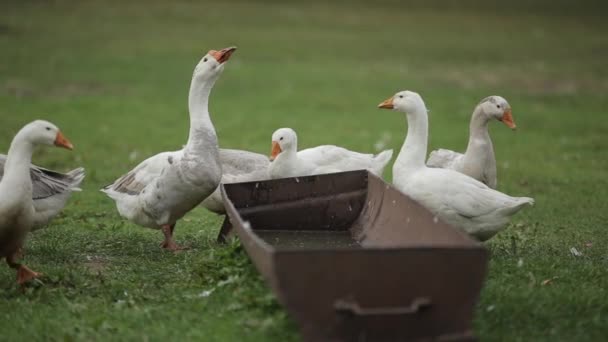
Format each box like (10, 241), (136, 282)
(218, 149), (269, 183)
(427, 148), (463, 169)
(102, 151), (181, 196)
(200, 149), (270, 214)
(1, 154), (85, 229)
(419, 168), (529, 219)
(30, 167), (85, 199)
(0, 154), (85, 199)
(298, 145), (375, 170)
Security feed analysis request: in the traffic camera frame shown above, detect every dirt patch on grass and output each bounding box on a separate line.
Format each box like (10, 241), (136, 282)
(83, 256), (109, 274)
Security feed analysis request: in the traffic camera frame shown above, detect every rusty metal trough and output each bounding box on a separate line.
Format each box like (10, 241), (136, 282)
(219, 170), (488, 341)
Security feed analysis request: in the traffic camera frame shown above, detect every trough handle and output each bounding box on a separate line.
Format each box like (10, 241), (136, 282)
(334, 297), (431, 316)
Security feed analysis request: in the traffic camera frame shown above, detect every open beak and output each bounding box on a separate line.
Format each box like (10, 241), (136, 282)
(54, 131), (74, 150)
(500, 109), (516, 130)
(210, 46), (237, 64)
(269, 141), (282, 161)
(378, 96), (395, 109)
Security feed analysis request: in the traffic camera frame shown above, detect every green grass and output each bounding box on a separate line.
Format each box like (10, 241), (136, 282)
(1, 0), (607, 340)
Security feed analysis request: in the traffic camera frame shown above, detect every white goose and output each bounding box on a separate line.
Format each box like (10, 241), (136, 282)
(200, 149), (270, 214)
(427, 96), (515, 188)
(378, 91), (533, 241)
(268, 128), (393, 179)
(1, 120), (74, 284)
(101, 47), (236, 250)
(0, 155), (84, 229)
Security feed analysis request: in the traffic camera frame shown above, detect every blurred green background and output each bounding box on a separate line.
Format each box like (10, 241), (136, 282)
(1, 0), (607, 340)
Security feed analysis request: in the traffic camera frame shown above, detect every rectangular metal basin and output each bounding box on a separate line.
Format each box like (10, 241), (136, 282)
(220, 170), (488, 341)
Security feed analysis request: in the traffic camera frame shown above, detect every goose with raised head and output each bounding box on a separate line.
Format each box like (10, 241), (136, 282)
(0, 155), (84, 229)
(378, 91), (533, 241)
(427, 96), (515, 188)
(101, 47), (236, 250)
(1, 120), (75, 284)
(268, 127), (393, 179)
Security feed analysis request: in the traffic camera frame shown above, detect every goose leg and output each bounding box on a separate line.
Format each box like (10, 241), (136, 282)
(6, 251), (41, 285)
(160, 224), (187, 251)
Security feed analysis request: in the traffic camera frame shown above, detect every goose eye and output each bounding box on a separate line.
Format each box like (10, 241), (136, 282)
(203, 57), (208, 62)
(45, 127), (51, 131)
(496, 104), (500, 108)
(399, 95), (404, 98)
(280, 137), (284, 141)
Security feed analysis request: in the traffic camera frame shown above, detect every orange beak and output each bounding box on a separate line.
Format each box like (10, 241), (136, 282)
(54, 131), (74, 150)
(210, 46), (237, 64)
(378, 96), (395, 109)
(500, 109), (516, 130)
(269, 141), (282, 161)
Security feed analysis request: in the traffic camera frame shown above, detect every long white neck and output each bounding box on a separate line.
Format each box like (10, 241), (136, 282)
(394, 106), (429, 173)
(279, 146), (299, 163)
(2, 131), (34, 197)
(185, 75), (219, 154)
(464, 106), (493, 159)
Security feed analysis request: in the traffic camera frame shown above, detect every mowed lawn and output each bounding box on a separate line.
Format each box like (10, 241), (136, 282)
(1, 0), (607, 340)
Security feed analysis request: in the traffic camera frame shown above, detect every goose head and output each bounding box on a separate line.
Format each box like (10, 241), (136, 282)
(192, 46), (237, 81)
(269, 128), (297, 161)
(22, 120), (73, 150)
(477, 95), (516, 129)
(378, 90), (427, 116)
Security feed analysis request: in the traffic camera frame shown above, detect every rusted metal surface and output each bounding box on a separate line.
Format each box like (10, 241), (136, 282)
(220, 170), (488, 342)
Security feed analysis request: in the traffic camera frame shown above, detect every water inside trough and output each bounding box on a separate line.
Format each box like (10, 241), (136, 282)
(255, 230), (361, 249)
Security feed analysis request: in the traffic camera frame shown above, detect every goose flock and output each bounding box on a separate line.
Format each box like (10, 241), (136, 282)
(0, 46), (533, 285)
